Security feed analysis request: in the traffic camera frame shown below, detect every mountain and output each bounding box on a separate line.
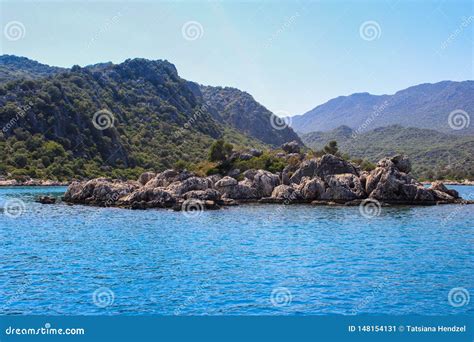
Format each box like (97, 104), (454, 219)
(301, 125), (474, 180)
(0, 55), (64, 83)
(200, 86), (301, 146)
(0, 56), (300, 180)
(291, 81), (474, 135)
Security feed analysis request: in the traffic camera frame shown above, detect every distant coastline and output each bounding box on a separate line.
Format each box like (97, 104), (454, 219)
(1, 178), (473, 187)
(0, 179), (68, 187)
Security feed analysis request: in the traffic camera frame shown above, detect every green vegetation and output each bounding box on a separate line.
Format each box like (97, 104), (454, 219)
(209, 139), (234, 162)
(302, 125), (474, 180)
(0, 58), (272, 181)
(233, 152), (287, 174)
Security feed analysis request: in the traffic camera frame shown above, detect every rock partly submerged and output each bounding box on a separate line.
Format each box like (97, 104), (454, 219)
(63, 152), (471, 211)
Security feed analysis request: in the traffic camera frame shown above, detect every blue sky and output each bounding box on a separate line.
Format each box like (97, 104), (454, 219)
(1, 0), (472, 115)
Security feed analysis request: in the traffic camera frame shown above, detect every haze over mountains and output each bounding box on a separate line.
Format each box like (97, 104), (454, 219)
(294, 79), (473, 179)
(291, 80), (474, 136)
(302, 125), (474, 179)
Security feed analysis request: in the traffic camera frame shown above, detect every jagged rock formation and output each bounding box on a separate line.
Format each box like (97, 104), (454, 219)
(63, 152), (469, 210)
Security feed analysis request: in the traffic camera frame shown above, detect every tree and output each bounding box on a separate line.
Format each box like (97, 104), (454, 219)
(13, 154), (28, 168)
(209, 139), (233, 162)
(323, 140), (339, 155)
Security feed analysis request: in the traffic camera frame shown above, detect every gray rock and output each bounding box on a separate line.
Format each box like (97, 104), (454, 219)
(146, 169), (195, 188)
(167, 176), (211, 195)
(321, 173), (365, 201)
(138, 172), (155, 186)
(296, 177), (325, 200)
(206, 174), (222, 186)
(64, 178), (139, 205)
(366, 157), (439, 203)
(316, 154), (359, 178)
(249, 149), (263, 157)
(289, 159), (318, 184)
(429, 181), (459, 198)
(228, 169), (241, 178)
(282, 140), (301, 154)
(222, 183), (257, 200)
(290, 155), (358, 185)
(36, 195), (56, 204)
(215, 176), (238, 188)
(119, 188), (176, 207)
(391, 155), (411, 173)
(243, 169), (258, 179)
(183, 189), (221, 201)
(214, 176), (257, 199)
(239, 153), (253, 161)
(250, 170), (280, 197)
(271, 184), (302, 201)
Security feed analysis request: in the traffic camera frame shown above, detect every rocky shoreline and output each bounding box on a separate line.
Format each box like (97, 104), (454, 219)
(62, 153), (473, 211)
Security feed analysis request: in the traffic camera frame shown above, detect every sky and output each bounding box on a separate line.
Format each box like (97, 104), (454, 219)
(1, 0), (473, 116)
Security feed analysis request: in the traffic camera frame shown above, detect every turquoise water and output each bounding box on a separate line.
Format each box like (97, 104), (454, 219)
(1, 186), (473, 316)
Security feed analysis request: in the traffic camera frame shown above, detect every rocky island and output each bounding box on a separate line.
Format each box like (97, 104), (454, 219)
(63, 142), (471, 211)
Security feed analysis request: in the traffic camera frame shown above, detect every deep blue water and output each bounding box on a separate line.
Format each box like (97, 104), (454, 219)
(1, 186), (473, 316)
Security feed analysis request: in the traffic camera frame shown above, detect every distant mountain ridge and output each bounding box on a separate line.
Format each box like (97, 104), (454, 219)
(0, 55), (65, 83)
(291, 81), (474, 135)
(301, 125), (474, 179)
